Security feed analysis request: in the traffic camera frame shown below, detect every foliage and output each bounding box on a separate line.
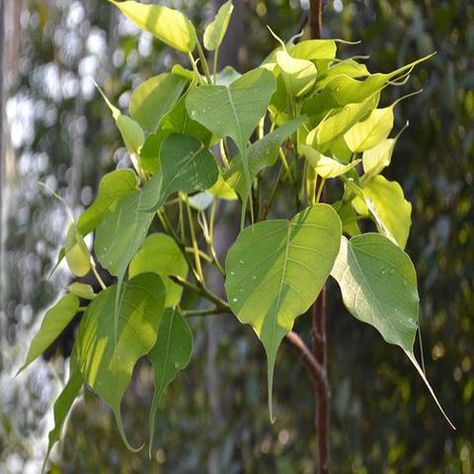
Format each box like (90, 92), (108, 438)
(13, 1), (459, 469)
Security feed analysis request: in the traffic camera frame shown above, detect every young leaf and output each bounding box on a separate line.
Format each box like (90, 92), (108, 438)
(148, 133), (219, 211)
(362, 137), (397, 178)
(129, 233), (188, 307)
(331, 234), (454, 428)
(288, 39), (337, 60)
(76, 273), (166, 450)
(65, 223), (91, 277)
(224, 117), (305, 201)
(332, 200), (361, 236)
(300, 145), (360, 179)
(129, 73), (187, 132)
(208, 174), (238, 200)
(362, 175), (412, 248)
(275, 49), (317, 98)
(18, 294), (79, 374)
(109, 0), (196, 53)
(42, 355), (83, 473)
(77, 169), (138, 236)
(67, 282), (95, 300)
(185, 68), (276, 224)
(148, 308), (192, 455)
(225, 204), (342, 420)
(204, 0), (234, 51)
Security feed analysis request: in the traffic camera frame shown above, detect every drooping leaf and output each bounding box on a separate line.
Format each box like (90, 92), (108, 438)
(95, 177), (158, 278)
(76, 273), (166, 450)
(77, 169), (138, 236)
(225, 204), (342, 420)
(362, 175), (412, 248)
(185, 68), (276, 223)
(300, 145), (360, 179)
(129, 73), (187, 132)
(362, 137), (397, 178)
(204, 0), (234, 51)
(331, 234), (454, 427)
(188, 191), (214, 211)
(109, 0), (196, 53)
(148, 308), (192, 455)
(225, 117), (305, 203)
(18, 294), (80, 374)
(65, 223), (91, 277)
(42, 355), (83, 473)
(129, 233), (188, 307)
(148, 133), (219, 211)
(275, 49), (317, 98)
(67, 282), (95, 300)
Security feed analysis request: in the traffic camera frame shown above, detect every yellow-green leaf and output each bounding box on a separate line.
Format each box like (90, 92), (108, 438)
(204, 0), (234, 51)
(275, 49), (317, 98)
(65, 223), (91, 277)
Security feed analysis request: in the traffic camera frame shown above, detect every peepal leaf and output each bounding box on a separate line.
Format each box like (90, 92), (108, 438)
(225, 204), (341, 419)
(67, 282), (95, 300)
(148, 308), (192, 455)
(77, 169), (138, 236)
(76, 273), (166, 450)
(42, 355), (83, 473)
(109, 0), (196, 53)
(300, 145), (360, 179)
(331, 234), (454, 428)
(149, 133), (219, 211)
(18, 294), (80, 374)
(130, 73), (187, 132)
(129, 233), (188, 307)
(204, 0), (234, 51)
(289, 39), (337, 61)
(225, 117), (305, 200)
(275, 49), (317, 97)
(65, 223), (91, 277)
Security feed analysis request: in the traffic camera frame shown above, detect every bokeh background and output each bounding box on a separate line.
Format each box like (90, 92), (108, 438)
(0, 0), (472, 472)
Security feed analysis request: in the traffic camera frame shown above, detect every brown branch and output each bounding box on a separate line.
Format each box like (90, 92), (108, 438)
(308, 0), (323, 39)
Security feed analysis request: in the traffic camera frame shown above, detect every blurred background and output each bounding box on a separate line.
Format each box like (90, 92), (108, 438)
(0, 0), (472, 472)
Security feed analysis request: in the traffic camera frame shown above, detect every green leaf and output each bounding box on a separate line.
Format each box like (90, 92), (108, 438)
(18, 294), (79, 374)
(300, 145), (360, 179)
(94, 179), (158, 278)
(331, 234), (454, 428)
(306, 93), (380, 153)
(129, 73), (187, 132)
(225, 204), (341, 420)
(204, 0), (234, 51)
(343, 106), (394, 152)
(215, 65), (241, 86)
(288, 39), (337, 60)
(129, 233), (188, 307)
(76, 273), (166, 450)
(225, 117), (305, 202)
(67, 282), (95, 300)
(208, 174), (238, 200)
(316, 59), (370, 90)
(332, 200), (360, 236)
(148, 308), (192, 455)
(362, 175), (412, 248)
(185, 68), (276, 223)
(77, 170), (138, 236)
(275, 49), (317, 98)
(65, 223), (91, 277)
(109, 0), (196, 53)
(362, 138), (397, 178)
(149, 133), (219, 211)
(42, 355), (83, 473)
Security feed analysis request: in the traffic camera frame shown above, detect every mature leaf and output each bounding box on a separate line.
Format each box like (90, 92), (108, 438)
(129, 233), (188, 307)
(18, 294), (80, 374)
(77, 169), (138, 236)
(148, 308), (192, 455)
(215, 66), (241, 86)
(204, 0), (234, 51)
(300, 145), (360, 179)
(362, 175), (412, 248)
(331, 234), (454, 427)
(109, 0), (196, 53)
(65, 223), (91, 277)
(129, 73), (187, 132)
(42, 355), (83, 473)
(275, 49), (317, 98)
(94, 180), (158, 278)
(67, 282), (95, 300)
(76, 273), (166, 450)
(148, 133), (219, 211)
(225, 117), (305, 201)
(225, 204), (341, 419)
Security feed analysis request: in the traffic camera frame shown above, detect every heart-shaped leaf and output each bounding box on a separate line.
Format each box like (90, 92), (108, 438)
(204, 0), (234, 51)
(275, 49), (317, 98)
(225, 204), (341, 419)
(148, 308), (192, 455)
(76, 273), (166, 450)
